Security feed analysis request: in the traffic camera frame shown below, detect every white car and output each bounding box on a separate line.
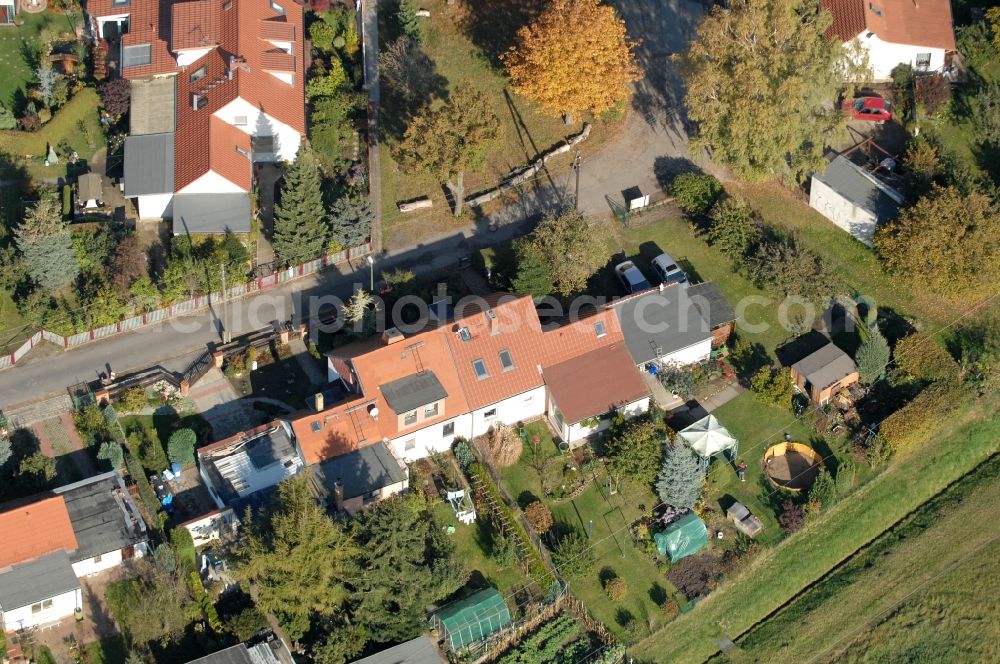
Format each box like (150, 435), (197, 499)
(650, 253), (688, 287)
(615, 261), (652, 294)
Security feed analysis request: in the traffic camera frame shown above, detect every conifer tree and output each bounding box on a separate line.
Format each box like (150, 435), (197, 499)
(656, 442), (703, 509)
(15, 193), (79, 292)
(273, 149), (330, 265)
(856, 324), (890, 384)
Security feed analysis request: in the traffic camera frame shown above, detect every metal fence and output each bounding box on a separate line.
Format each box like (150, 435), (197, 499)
(0, 242), (371, 369)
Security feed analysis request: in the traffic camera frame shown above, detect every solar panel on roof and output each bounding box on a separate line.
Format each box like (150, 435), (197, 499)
(122, 44), (152, 68)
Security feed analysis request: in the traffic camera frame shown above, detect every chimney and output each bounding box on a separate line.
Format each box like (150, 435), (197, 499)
(333, 477), (344, 511)
(486, 308), (498, 335)
(314, 391), (324, 411)
(382, 327), (404, 345)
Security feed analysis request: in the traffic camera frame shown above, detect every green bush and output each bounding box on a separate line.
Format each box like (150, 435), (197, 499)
(171, 526), (197, 570)
(167, 428), (197, 467)
(452, 438), (475, 471)
(808, 469), (836, 510)
(749, 366), (792, 410)
(116, 387), (148, 413)
(225, 607), (270, 642)
(670, 172), (723, 217)
(552, 530), (595, 578)
(62, 185), (72, 217)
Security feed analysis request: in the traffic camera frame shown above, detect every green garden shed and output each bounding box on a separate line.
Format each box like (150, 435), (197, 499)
(654, 513), (709, 562)
(433, 587), (512, 650)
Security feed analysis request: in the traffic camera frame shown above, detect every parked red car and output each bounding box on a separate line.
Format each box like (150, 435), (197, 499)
(843, 97), (893, 123)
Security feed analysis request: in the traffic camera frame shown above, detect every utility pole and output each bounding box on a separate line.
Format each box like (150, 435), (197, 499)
(572, 150), (581, 210)
(220, 262), (231, 344)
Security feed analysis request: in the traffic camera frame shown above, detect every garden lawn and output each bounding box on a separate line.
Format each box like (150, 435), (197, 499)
(0, 12), (80, 110)
(631, 394), (1000, 663)
(727, 454), (1000, 663)
(701, 393), (820, 547)
(82, 636), (127, 664)
(498, 420), (563, 505)
(379, 0), (619, 249)
(431, 500), (529, 595)
(0, 87), (106, 181)
(549, 477), (671, 642)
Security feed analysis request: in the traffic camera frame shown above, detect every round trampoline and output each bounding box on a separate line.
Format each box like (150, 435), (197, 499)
(763, 442), (824, 491)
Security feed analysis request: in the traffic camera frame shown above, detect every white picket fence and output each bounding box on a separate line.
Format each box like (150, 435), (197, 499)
(0, 243), (372, 370)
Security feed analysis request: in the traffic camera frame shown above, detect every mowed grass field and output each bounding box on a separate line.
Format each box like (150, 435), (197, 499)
(630, 396), (1000, 663)
(726, 452), (1000, 664)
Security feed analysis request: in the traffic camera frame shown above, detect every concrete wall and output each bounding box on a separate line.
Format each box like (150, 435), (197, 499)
(136, 193), (173, 219)
(1, 588), (80, 631)
(809, 176), (878, 246)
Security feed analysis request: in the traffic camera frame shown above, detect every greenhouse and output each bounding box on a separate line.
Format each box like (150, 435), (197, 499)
(654, 513), (709, 562)
(433, 587), (512, 650)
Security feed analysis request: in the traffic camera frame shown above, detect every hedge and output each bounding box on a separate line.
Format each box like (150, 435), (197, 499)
(467, 462), (551, 587)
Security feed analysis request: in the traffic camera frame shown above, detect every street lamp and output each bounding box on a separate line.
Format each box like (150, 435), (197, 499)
(366, 255), (374, 292)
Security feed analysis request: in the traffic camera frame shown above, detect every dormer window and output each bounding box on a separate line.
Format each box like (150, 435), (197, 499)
(190, 66), (207, 83)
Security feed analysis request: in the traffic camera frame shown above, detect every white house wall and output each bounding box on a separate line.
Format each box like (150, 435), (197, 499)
(136, 193), (173, 219)
(469, 386), (547, 438)
(855, 31), (946, 80)
(214, 97), (302, 162)
(809, 176), (878, 246)
(178, 169), (249, 194)
(181, 508), (237, 547)
(71, 549), (123, 577)
(1, 588), (80, 631)
(659, 338), (713, 367)
(547, 393), (651, 447)
(390, 412), (474, 463)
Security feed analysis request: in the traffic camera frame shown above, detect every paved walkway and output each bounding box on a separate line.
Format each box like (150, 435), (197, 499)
(188, 367), (253, 442)
(288, 336), (326, 386)
(255, 162), (281, 266)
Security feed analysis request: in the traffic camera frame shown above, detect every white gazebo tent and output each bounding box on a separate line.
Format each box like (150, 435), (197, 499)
(678, 414), (739, 471)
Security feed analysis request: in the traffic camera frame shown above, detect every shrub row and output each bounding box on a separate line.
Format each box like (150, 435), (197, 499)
(466, 462), (551, 587)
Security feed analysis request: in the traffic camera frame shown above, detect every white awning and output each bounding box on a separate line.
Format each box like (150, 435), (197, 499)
(678, 414), (738, 459)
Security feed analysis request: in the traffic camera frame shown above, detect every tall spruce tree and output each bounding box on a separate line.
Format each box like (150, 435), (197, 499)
(273, 149), (330, 265)
(856, 323), (890, 385)
(15, 193), (79, 292)
(656, 442), (703, 509)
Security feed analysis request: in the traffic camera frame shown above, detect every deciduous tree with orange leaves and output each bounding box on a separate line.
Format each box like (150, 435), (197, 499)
(502, 0), (640, 119)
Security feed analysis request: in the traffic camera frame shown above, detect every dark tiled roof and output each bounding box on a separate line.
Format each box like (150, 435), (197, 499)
(686, 282), (736, 329)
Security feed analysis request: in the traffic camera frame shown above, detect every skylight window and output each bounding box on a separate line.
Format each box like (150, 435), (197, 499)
(499, 349), (514, 372)
(459, 327), (471, 342)
(595, 321), (606, 338)
(310, 421), (321, 433)
(190, 66), (207, 83)
(270, 0), (285, 14)
(472, 359), (489, 380)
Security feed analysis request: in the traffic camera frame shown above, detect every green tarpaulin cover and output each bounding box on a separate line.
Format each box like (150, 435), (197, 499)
(435, 587), (512, 649)
(654, 513), (709, 562)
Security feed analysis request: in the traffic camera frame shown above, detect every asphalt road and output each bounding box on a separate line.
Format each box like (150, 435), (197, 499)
(0, 0), (710, 408)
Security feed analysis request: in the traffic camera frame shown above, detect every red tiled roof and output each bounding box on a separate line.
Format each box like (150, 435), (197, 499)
(443, 295), (546, 410)
(259, 18), (296, 41)
(541, 308), (624, 365)
(89, 0), (306, 190)
(207, 115), (253, 189)
(172, 0), (221, 51)
(543, 345), (650, 424)
(821, 0), (866, 42)
(90, 0), (178, 79)
(260, 50), (296, 72)
(0, 496), (78, 569)
(822, 0), (955, 50)
(291, 397), (383, 464)
(864, 0), (955, 51)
